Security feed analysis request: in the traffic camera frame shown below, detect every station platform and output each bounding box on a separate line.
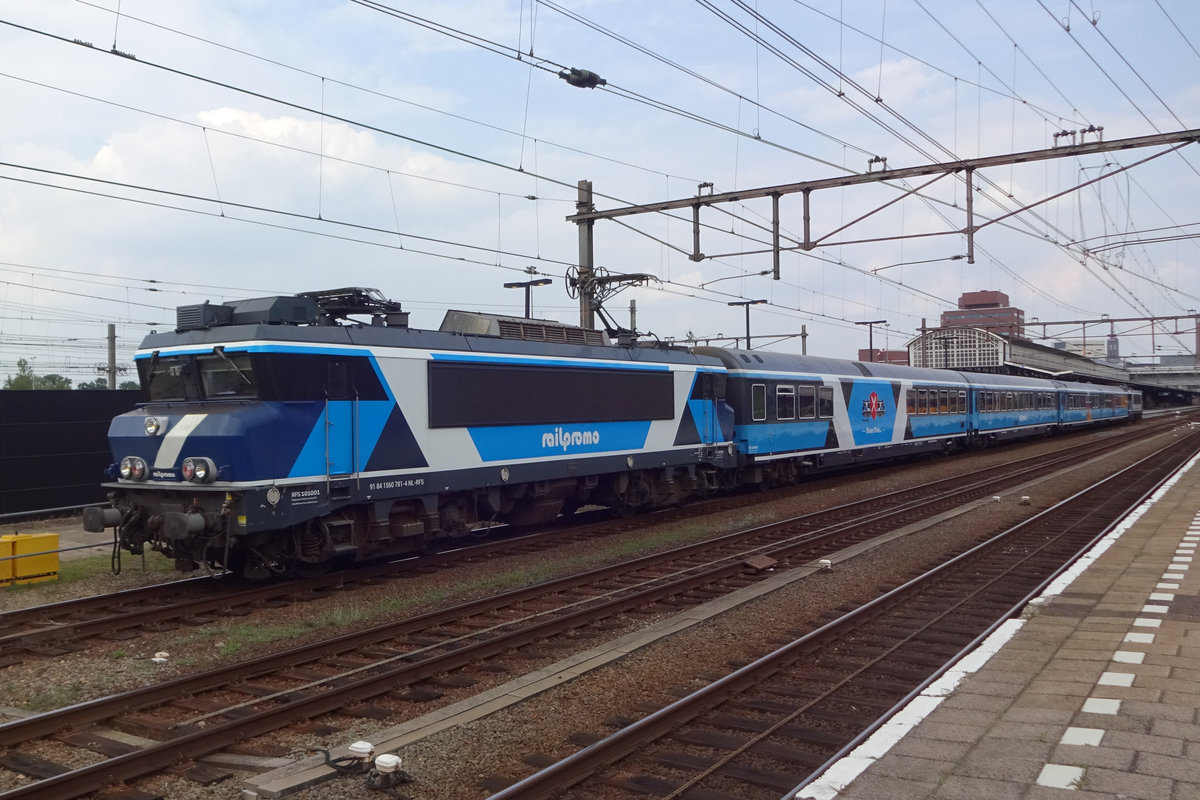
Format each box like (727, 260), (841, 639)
(797, 450), (1200, 800)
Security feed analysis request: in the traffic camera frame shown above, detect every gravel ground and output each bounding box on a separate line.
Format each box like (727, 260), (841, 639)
(0, 421), (1188, 800)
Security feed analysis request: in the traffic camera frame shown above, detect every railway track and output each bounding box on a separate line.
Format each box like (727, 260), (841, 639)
(0, 420), (1173, 662)
(483, 429), (1200, 800)
(0, 423), (1187, 798)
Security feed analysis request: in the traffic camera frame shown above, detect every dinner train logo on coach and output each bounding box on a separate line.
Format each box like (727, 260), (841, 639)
(542, 427), (601, 451)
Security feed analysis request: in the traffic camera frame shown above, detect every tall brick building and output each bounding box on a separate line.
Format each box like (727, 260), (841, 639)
(940, 290), (1025, 338)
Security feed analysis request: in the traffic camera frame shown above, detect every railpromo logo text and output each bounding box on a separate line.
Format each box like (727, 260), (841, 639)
(542, 426), (601, 452)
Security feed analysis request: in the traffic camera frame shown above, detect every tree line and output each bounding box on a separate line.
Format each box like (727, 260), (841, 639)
(2, 358), (139, 390)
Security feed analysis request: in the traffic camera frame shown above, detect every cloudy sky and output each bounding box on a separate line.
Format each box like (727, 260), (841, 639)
(2, 0), (1198, 384)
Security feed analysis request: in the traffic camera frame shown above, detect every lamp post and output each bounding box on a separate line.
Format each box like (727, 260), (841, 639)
(855, 319), (887, 362)
(504, 277), (553, 318)
(728, 299), (767, 349)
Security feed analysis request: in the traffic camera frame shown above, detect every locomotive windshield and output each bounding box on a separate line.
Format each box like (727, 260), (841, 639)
(141, 352), (258, 401)
(144, 357), (191, 401)
(199, 352), (255, 398)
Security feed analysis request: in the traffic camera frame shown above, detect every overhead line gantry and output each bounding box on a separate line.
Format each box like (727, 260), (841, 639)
(567, 128), (1200, 330)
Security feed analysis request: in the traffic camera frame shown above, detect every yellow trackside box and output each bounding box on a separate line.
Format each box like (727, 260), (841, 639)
(0, 538), (10, 586)
(1, 533), (59, 586)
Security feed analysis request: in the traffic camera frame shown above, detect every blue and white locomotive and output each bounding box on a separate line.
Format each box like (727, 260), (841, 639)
(84, 287), (1139, 578)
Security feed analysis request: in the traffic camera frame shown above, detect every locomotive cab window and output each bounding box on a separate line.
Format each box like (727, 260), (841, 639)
(198, 352), (257, 399)
(143, 356), (195, 401)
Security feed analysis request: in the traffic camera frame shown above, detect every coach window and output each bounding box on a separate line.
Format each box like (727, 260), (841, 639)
(906, 389), (917, 415)
(818, 386), (835, 418)
(751, 384), (767, 421)
(776, 385), (796, 420)
(939, 389), (950, 414)
(797, 386), (816, 419)
(956, 390), (966, 413)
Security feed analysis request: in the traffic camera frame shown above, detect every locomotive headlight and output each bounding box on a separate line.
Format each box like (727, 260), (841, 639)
(181, 456), (216, 483)
(119, 456), (148, 481)
(144, 416), (162, 436)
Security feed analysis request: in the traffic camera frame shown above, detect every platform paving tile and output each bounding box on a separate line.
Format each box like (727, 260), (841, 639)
(957, 739), (1054, 780)
(1149, 718), (1200, 740)
(1134, 674), (1200, 694)
(1049, 743), (1135, 770)
(1088, 685), (1163, 702)
(1023, 788), (1128, 800)
(920, 707), (1002, 729)
(985, 720), (1064, 741)
(1118, 663), (1173, 678)
(1075, 618), (1141, 632)
(1024, 679), (1103, 698)
(1051, 647), (1124, 663)
(1102, 729), (1186, 756)
(830, 773), (942, 800)
(928, 774), (1023, 800)
(1082, 766), (1174, 798)
(938, 691), (1012, 713)
(1072, 712), (1154, 734)
(957, 678), (1025, 698)
(1001, 705), (1075, 724)
(1161, 692), (1200, 711)
(1164, 664), (1200, 682)
(889, 734), (975, 762)
(981, 649), (1053, 670)
(1030, 665), (1108, 684)
(868, 753), (959, 782)
(1135, 752), (1200, 782)
(1120, 699), (1196, 722)
(1145, 651), (1193, 667)
(1009, 692), (1089, 712)
(908, 721), (990, 743)
(972, 666), (1042, 684)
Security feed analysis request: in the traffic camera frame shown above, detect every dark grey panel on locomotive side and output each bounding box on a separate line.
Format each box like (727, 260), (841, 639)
(428, 362), (675, 428)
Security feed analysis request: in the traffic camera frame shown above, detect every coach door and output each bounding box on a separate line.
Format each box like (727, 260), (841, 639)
(325, 360), (357, 477)
(699, 371), (729, 444)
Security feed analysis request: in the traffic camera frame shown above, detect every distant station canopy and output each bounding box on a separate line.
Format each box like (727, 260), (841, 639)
(909, 327), (1005, 370)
